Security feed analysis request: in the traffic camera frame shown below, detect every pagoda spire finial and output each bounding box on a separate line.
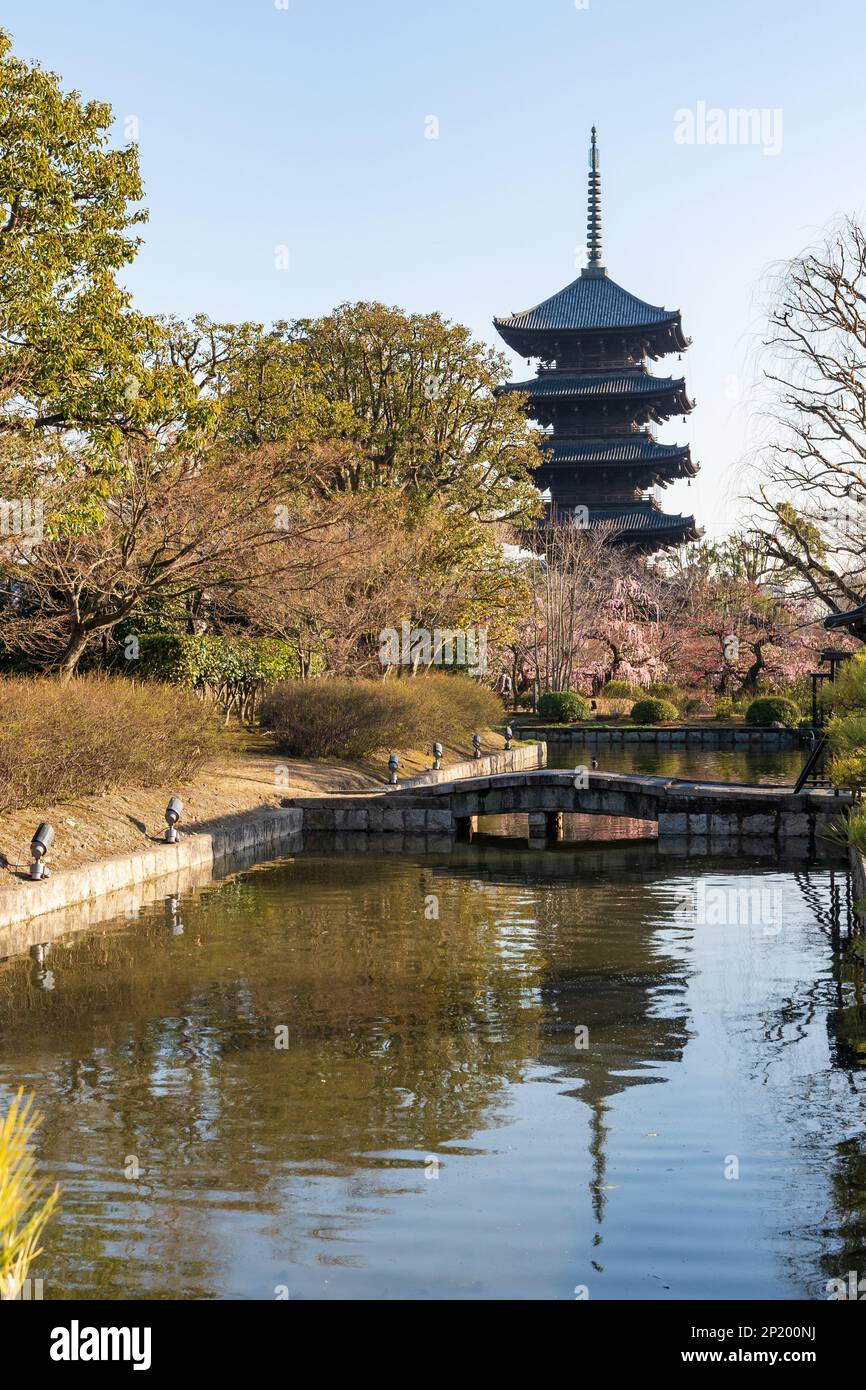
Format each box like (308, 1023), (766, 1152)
(585, 125), (605, 276)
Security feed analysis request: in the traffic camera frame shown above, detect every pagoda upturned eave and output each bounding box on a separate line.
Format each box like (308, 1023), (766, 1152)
(498, 370), (694, 417)
(539, 437), (696, 476)
(494, 269), (689, 359)
(585, 504), (702, 550)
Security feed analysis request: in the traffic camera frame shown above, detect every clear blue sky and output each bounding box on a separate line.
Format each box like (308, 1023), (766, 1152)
(5, 0), (865, 534)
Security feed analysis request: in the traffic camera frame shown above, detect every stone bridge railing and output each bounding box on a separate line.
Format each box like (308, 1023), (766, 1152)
(286, 769), (851, 852)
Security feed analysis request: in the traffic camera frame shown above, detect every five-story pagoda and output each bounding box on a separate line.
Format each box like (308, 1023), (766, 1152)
(495, 128), (700, 552)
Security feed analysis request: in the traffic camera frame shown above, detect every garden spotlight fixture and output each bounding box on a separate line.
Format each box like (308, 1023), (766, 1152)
(164, 796), (183, 843)
(29, 823), (54, 880)
(504, 726), (513, 751)
(388, 754), (399, 786)
(432, 742), (443, 771)
(472, 734), (482, 759)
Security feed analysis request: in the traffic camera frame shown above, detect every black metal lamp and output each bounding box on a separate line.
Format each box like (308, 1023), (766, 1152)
(29, 823), (54, 880)
(164, 796), (183, 844)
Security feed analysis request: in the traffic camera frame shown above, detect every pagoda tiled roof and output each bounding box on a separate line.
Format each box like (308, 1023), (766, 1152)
(500, 370), (691, 407)
(495, 271), (680, 336)
(502, 371), (683, 398)
(586, 503), (700, 536)
(541, 437), (695, 471)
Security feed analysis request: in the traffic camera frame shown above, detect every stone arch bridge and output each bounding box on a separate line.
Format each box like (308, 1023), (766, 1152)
(287, 770), (849, 853)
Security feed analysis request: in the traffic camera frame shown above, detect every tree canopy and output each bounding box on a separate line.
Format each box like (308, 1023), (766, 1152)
(203, 302), (543, 525)
(0, 30), (202, 469)
(750, 218), (866, 615)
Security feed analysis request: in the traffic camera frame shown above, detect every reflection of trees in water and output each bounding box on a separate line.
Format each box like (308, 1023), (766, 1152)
(746, 867), (866, 1295)
(0, 847), (691, 1296)
(819, 874), (866, 1288)
(822, 1140), (866, 1286)
(0, 861), (539, 1293)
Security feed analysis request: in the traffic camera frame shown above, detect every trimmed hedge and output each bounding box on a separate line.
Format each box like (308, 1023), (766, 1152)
(261, 674), (503, 759)
(537, 690), (590, 723)
(630, 697), (679, 724)
(744, 697), (800, 728)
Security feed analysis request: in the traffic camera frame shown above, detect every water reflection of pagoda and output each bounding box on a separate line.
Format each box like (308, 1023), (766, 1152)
(495, 128), (700, 553)
(438, 844), (691, 1234)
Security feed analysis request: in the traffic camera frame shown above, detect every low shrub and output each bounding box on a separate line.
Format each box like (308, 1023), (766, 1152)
(647, 681), (683, 702)
(0, 675), (219, 813)
(260, 674), (502, 759)
(630, 697), (679, 724)
(601, 680), (642, 699)
(840, 808), (866, 855)
(683, 694), (713, 716)
(823, 652), (866, 791)
(537, 690), (591, 723)
(744, 696), (800, 728)
(423, 673), (503, 737)
(714, 696), (736, 720)
(827, 710), (866, 792)
(131, 634), (303, 724)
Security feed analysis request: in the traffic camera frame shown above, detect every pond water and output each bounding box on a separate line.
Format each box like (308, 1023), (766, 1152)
(545, 743), (804, 785)
(0, 829), (863, 1301)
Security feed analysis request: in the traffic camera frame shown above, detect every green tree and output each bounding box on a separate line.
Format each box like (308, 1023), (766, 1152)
(211, 302), (543, 526)
(0, 30), (200, 465)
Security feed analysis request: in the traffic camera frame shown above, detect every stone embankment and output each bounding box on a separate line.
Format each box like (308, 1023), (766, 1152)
(525, 724), (804, 749)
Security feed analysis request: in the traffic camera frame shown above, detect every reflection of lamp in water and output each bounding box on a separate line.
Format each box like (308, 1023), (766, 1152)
(166, 896), (184, 936)
(29, 943), (55, 991)
(29, 823), (54, 880)
(164, 796), (183, 843)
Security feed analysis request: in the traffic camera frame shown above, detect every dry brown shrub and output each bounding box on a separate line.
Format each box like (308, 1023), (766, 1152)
(0, 676), (219, 812)
(260, 674), (503, 759)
